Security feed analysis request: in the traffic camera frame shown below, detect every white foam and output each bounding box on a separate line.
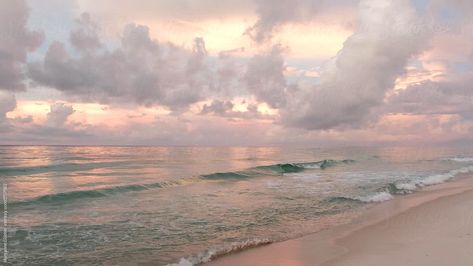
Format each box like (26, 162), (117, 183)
(168, 238), (271, 266)
(301, 163), (322, 169)
(172, 258), (194, 266)
(419, 173), (453, 186)
(359, 191), (394, 203)
(419, 165), (473, 186)
(394, 182), (417, 191)
(449, 157), (473, 162)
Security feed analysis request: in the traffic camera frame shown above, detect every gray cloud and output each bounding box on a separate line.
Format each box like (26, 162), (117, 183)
(0, 91), (16, 132)
(213, 48), (246, 98)
(244, 45), (287, 108)
(200, 99), (274, 120)
(386, 76), (473, 117)
(201, 100), (234, 115)
(46, 102), (75, 127)
(70, 13), (102, 53)
(0, 0), (43, 91)
(12, 115), (33, 124)
(27, 13), (297, 112)
(28, 15), (213, 110)
(281, 0), (429, 130)
(246, 0), (357, 43)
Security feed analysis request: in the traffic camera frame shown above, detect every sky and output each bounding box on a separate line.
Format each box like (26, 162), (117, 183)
(0, 0), (473, 146)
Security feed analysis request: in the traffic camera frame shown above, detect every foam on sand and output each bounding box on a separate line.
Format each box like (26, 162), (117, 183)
(169, 238), (272, 266)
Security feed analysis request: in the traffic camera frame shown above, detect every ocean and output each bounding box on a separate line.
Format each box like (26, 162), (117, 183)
(2, 145), (473, 265)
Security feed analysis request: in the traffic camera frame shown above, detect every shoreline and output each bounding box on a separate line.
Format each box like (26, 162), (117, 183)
(207, 174), (473, 265)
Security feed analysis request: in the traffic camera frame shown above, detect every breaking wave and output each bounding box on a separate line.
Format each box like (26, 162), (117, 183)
(327, 165), (473, 205)
(390, 165), (473, 192)
(358, 191), (394, 203)
(201, 172), (252, 180)
(201, 159), (355, 180)
(448, 157), (473, 162)
(168, 238), (272, 266)
(326, 191), (393, 204)
(12, 159), (355, 206)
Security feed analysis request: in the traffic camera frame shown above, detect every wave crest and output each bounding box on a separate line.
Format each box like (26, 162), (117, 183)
(201, 159), (355, 180)
(327, 165), (473, 206)
(448, 157), (473, 162)
(12, 182), (171, 206)
(169, 238), (272, 266)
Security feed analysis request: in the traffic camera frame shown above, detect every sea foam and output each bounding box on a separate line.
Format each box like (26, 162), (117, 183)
(169, 238), (272, 266)
(335, 165), (473, 204)
(449, 157), (473, 162)
(358, 191), (394, 203)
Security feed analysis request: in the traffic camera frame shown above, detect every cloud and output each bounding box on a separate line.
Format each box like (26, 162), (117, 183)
(28, 15), (214, 110)
(3, 0), (473, 146)
(246, 0), (357, 43)
(0, 91), (17, 132)
(200, 99), (273, 120)
(2, 102), (92, 144)
(77, 0), (254, 22)
(201, 100), (234, 115)
(387, 75), (473, 117)
(46, 102), (75, 127)
(69, 13), (102, 53)
(0, 0), (43, 91)
(27, 13), (294, 112)
(281, 0), (430, 130)
(244, 45), (287, 108)
(0, 92), (16, 116)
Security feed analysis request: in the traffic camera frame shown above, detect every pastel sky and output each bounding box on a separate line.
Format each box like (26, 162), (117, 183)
(1, 0), (473, 145)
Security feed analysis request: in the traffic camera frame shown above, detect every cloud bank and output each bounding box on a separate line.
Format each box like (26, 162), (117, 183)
(1, 0), (472, 145)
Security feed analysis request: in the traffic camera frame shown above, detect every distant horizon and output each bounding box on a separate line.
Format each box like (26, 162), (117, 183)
(0, 141), (471, 148)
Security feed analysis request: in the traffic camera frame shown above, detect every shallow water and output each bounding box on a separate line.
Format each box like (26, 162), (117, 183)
(2, 145), (473, 265)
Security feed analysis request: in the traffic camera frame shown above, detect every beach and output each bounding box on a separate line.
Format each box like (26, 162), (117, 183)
(208, 174), (473, 266)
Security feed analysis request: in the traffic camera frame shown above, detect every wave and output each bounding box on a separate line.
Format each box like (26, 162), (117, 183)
(382, 165), (473, 199)
(385, 182), (415, 195)
(11, 182), (171, 206)
(324, 196), (364, 204)
(12, 159), (355, 205)
(391, 165), (473, 192)
(358, 192), (394, 203)
(201, 172), (252, 180)
(201, 159), (355, 180)
(252, 160), (355, 174)
(168, 238), (272, 266)
(448, 157), (473, 162)
(255, 163), (306, 173)
(319, 159), (355, 169)
(327, 165), (473, 205)
(0, 159), (160, 177)
(326, 191), (393, 204)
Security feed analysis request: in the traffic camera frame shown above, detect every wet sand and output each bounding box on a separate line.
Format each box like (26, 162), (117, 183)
(207, 175), (473, 266)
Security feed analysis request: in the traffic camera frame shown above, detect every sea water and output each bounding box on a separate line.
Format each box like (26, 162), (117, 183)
(1, 145), (473, 265)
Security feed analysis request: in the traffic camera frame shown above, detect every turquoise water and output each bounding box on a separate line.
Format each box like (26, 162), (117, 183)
(2, 145), (473, 265)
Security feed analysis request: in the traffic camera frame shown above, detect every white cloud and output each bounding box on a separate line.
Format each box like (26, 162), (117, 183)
(281, 0), (430, 130)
